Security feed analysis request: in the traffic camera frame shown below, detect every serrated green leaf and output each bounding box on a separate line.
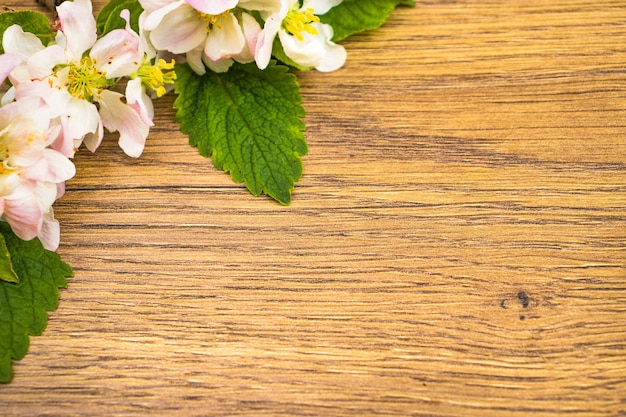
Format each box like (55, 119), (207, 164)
(0, 11), (54, 54)
(95, 0), (143, 36)
(0, 234), (19, 284)
(174, 62), (307, 205)
(0, 223), (72, 383)
(320, 0), (415, 42)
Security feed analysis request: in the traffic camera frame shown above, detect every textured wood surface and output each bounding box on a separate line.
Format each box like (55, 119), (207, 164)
(1, 0), (625, 415)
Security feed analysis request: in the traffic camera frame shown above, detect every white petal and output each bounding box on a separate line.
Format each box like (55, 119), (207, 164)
(97, 90), (150, 158)
(279, 30), (325, 68)
(56, 0), (97, 59)
(58, 97), (101, 155)
(139, 0), (180, 15)
(185, 47), (207, 74)
(303, 0), (342, 15)
(309, 23), (345, 72)
(204, 13), (245, 61)
(279, 23), (345, 71)
(2, 25), (44, 60)
(148, 4), (207, 54)
(238, 0), (284, 12)
(26, 44), (66, 79)
(142, 0), (186, 29)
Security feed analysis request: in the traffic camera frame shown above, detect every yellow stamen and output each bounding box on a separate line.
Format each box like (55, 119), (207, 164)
(135, 58), (177, 97)
(63, 56), (110, 101)
(283, 8), (320, 41)
(199, 11), (231, 32)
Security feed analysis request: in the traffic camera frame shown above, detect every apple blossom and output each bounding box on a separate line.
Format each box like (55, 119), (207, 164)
(0, 0), (155, 158)
(0, 97), (75, 251)
(139, 0), (282, 73)
(255, 0), (345, 72)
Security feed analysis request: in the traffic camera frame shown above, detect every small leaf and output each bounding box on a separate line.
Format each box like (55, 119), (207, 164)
(0, 234), (19, 284)
(174, 62), (307, 205)
(0, 11), (54, 54)
(0, 223), (72, 383)
(320, 0), (415, 42)
(95, 0), (143, 36)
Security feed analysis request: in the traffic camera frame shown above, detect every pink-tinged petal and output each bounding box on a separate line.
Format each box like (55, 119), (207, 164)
(185, 0), (238, 15)
(38, 209), (60, 251)
(204, 13), (245, 61)
(125, 78), (154, 127)
(3, 193), (43, 242)
(39, 149), (76, 183)
(0, 121), (46, 169)
(81, 120), (104, 153)
(56, 0), (97, 59)
(203, 55), (233, 73)
(26, 45), (67, 80)
(2, 25), (44, 60)
(0, 97), (48, 134)
(91, 29), (141, 78)
(235, 12), (262, 63)
(254, 3), (289, 69)
(139, 0), (181, 15)
(97, 90), (150, 158)
(15, 77), (72, 120)
(142, 0), (187, 30)
(148, 5), (207, 54)
(58, 97), (101, 155)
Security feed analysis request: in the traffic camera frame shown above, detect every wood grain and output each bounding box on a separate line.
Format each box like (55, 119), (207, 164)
(1, 0), (625, 415)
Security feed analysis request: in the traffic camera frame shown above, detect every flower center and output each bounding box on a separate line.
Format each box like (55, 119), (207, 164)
(283, 8), (320, 41)
(63, 56), (111, 101)
(0, 118), (38, 176)
(135, 58), (177, 98)
(199, 11), (231, 32)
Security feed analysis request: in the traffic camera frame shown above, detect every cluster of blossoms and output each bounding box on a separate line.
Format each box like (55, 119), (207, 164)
(139, 0), (346, 73)
(0, 0), (345, 250)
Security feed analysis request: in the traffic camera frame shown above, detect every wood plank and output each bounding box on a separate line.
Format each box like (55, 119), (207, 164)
(0, 0), (624, 415)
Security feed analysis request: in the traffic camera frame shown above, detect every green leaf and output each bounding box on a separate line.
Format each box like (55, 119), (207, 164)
(174, 62), (307, 205)
(95, 0), (143, 36)
(320, 0), (415, 42)
(0, 11), (54, 54)
(0, 223), (72, 383)
(0, 234), (19, 284)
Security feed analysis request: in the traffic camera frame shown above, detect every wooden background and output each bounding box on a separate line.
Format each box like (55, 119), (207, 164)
(1, 0), (625, 415)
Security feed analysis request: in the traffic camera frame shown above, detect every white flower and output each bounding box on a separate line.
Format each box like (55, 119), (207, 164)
(0, 0), (153, 158)
(139, 0), (282, 73)
(0, 97), (75, 251)
(255, 0), (345, 72)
